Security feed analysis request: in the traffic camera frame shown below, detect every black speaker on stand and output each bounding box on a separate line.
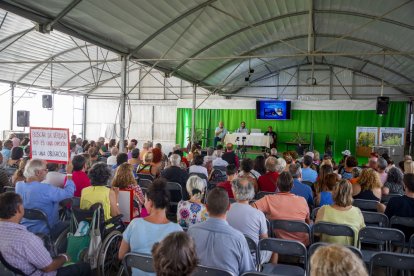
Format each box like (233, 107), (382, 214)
(376, 96), (389, 115)
(42, 94), (53, 108)
(17, 110), (30, 127)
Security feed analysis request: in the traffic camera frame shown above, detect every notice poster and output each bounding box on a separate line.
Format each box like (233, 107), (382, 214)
(30, 127), (70, 163)
(356, 127), (378, 147)
(379, 127), (405, 146)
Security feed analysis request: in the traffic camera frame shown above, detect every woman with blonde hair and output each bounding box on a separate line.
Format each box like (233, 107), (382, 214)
(136, 151), (158, 178)
(315, 179), (365, 246)
(404, 159), (414, 174)
(310, 244), (367, 276)
(177, 176), (208, 228)
(112, 163), (145, 217)
(353, 168), (382, 201)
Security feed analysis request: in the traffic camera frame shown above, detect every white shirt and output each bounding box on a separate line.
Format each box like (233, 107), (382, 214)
(189, 165), (208, 178)
(42, 171), (66, 188)
(107, 155), (117, 166)
(212, 158), (229, 167)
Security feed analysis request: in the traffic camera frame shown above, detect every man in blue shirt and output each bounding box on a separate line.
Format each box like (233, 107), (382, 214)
(214, 121), (228, 148)
(188, 187), (255, 275)
(0, 139), (12, 166)
(16, 159), (75, 239)
(301, 155), (318, 183)
(289, 163), (314, 209)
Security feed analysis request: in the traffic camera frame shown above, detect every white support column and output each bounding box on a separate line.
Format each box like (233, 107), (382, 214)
(10, 83), (14, 130)
(82, 95), (87, 139)
(191, 84), (197, 145)
(329, 66), (333, 100)
(119, 55), (128, 152)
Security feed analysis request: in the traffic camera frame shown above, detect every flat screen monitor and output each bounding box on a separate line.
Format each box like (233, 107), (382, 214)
(256, 100), (291, 120)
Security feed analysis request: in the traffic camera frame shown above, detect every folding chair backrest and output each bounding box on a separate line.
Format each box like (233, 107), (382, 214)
(361, 211), (389, 227)
(358, 226), (405, 249)
(0, 251), (24, 276)
(4, 186), (15, 193)
(244, 235), (257, 253)
(5, 167), (16, 177)
(258, 238), (307, 261)
(312, 222), (355, 244)
(308, 242), (362, 260)
(241, 273), (274, 276)
(23, 208), (51, 232)
(189, 172), (208, 181)
(381, 193), (402, 204)
(192, 265), (233, 276)
(310, 207), (320, 221)
(301, 181), (313, 188)
(369, 252), (414, 274)
(138, 179), (152, 189)
(271, 220), (311, 238)
(409, 234), (414, 253)
(255, 191), (276, 200)
(123, 253), (154, 275)
(118, 189), (134, 223)
(390, 216), (414, 228)
(166, 182), (183, 202)
(352, 199), (378, 212)
(72, 197), (81, 208)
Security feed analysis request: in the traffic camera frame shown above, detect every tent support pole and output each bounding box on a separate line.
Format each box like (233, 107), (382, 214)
(119, 55), (128, 152)
(10, 83), (14, 130)
(191, 84), (197, 146)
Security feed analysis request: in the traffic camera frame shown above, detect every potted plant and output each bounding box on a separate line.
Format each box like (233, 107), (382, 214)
(356, 132), (375, 157)
(186, 128), (204, 149)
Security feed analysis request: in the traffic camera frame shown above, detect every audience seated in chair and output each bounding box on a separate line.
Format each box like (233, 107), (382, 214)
(177, 176), (208, 228)
(222, 143), (239, 168)
(112, 163), (145, 218)
(315, 173), (338, 207)
(187, 187), (255, 275)
(0, 192), (91, 276)
(353, 168), (383, 203)
(80, 162), (120, 221)
(118, 179), (182, 275)
(67, 155), (91, 198)
(217, 164), (238, 199)
(227, 178), (273, 265)
(289, 163), (314, 209)
(137, 152), (158, 179)
(189, 154), (208, 179)
(238, 158), (259, 193)
(0, 153), (10, 191)
(301, 155), (318, 183)
(112, 152), (128, 171)
(212, 145), (228, 168)
(382, 167), (404, 196)
(16, 159), (75, 237)
(253, 172), (310, 246)
(151, 231), (198, 276)
(257, 157), (280, 193)
(310, 244), (367, 276)
(43, 162), (66, 188)
(315, 179), (365, 246)
(161, 154), (189, 200)
(106, 147), (118, 166)
(378, 173), (414, 240)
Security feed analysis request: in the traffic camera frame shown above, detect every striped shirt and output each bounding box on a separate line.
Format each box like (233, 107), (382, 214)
(0, 221), (55, 276)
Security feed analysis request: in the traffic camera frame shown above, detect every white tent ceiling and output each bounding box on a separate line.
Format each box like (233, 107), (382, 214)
(0, 0), (413, 97)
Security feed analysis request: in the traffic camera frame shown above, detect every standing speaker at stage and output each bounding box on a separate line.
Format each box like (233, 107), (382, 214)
(264, 126), (277, 149)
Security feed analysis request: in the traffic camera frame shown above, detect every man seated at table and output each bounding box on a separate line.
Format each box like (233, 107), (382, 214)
(236, 121), (249, 134)
(214, 121), (228, 148)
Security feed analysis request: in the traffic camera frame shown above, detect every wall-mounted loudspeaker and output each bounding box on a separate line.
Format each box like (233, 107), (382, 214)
(42, 94), (53, 108)
(17, 110), (30, 127)
(376, 96), (389, 115)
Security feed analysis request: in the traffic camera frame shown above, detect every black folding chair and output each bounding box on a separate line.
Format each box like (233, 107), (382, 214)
(310, 207), (320, 221)
(358, 226), (405, 264)
(369, 252), (414, 276)
(166, 181), (183, 219)
(72, 197), (81, 208)
(312, 222), (355, 245)
(270, 220), (311, 245)
(255, 191), (276, 200)
(409, 234), (414, 253)
(192, 265), (233, 276)
(244, 235), (260, 269)
(24, 208), (52, 233)
(381, 193), (402, 205)
(241, 273), (273, 276)
(138, 178), (152, 189)
(301, 181), (313, 188)
(352, 199), (379, 212)
(362, 211), (389, 227)
(3, 186), (15, 192)
(258, 238), (307, 276)
(122, 253), (154, 276)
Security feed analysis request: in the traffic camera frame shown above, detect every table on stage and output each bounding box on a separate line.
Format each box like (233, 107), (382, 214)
(223, 133), (272, 148)
(285, 141), (310, 151)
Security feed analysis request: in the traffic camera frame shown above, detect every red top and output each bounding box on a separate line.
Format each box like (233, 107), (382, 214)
(65, 170), (91, 197)
(217, 181), (234, 199)
(258, 172), (279, 192)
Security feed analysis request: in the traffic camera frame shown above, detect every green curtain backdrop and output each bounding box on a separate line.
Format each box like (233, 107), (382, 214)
(176, 102), (407, 159)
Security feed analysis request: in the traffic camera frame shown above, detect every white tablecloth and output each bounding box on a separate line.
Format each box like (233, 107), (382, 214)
(223, 133), (271, 148)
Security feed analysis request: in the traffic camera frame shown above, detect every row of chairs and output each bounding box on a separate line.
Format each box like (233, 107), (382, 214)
(118, 241), (414, 276)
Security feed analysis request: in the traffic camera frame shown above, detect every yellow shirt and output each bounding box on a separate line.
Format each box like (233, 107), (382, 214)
(318, 205), (365, 247)
(80, 186), (111, 221)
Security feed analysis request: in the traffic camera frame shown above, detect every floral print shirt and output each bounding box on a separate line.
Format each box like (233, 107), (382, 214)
(177, 200), (208, 228)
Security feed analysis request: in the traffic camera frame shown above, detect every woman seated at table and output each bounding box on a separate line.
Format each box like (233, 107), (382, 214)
(80, 162), (120, 221)
(118, 178), (182, 274)
(315, 179), (365, 246)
